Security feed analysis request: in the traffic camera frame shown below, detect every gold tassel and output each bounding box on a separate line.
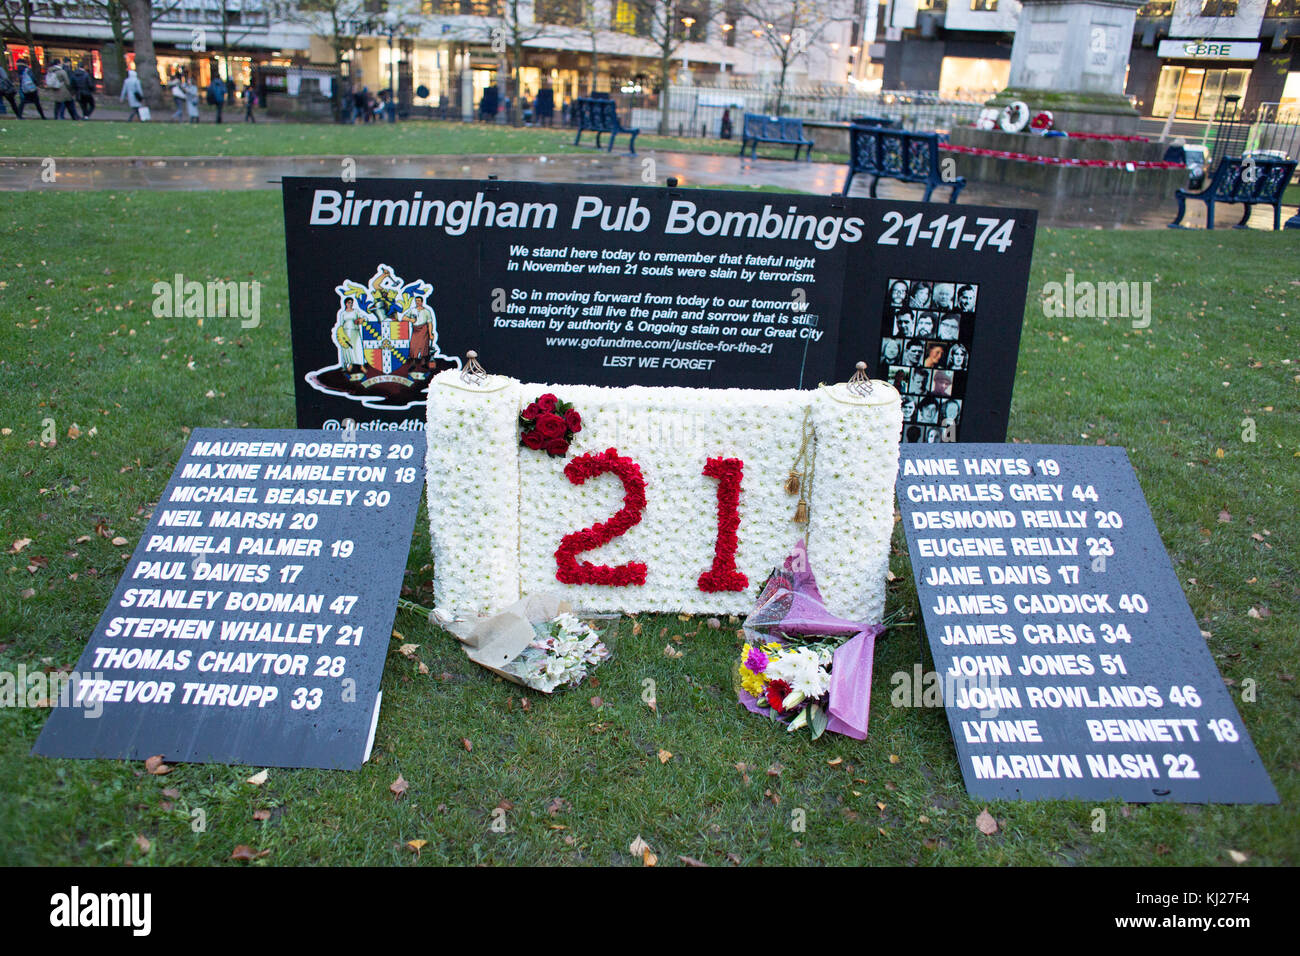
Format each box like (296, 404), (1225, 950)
(793, 500), (809, 524)
(784, 471), (801, 495)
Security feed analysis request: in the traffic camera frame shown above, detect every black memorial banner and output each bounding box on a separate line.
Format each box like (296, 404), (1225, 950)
(896, 443), (1277, 803)
(282, 177), (1036, 443)
(33, 428), (426, 771)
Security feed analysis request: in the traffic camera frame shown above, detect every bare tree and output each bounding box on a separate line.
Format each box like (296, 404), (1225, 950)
(124, 0), (163, 108)
(574, 0), (609, 95)
(77, 0), (182, 93)
(737, 0), (845, 116)
(631, 0), (716, 135)
(269, 0), (372, 121)
(0, 1), (42, 72)
(491, 0), (552, 126)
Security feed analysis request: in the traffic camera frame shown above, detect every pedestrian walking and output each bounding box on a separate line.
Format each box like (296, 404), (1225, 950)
(243, 84), (256, 122)
(0, 63), (20, 117)
(169, 71), (186, 121)
(46, 58), (80, 120)
(184, 76), (200, 123)
(120, 68), (146, 120)
(72, 59), (95, 118)
(207, 74), (226, 123)
(18, 61), (47, 119)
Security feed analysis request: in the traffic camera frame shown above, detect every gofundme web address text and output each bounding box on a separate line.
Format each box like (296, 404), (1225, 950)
(546, 336), (768, 353)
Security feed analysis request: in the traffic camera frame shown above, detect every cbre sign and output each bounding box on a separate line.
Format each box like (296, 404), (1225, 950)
(1158, 39), (1260, 61)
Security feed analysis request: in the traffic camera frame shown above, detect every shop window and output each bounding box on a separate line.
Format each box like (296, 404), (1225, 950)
(1263, 0), (1299, 14)
(969, 0), (998, 10)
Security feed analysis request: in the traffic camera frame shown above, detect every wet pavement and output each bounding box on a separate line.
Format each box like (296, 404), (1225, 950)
(2, 149), (1294, 230)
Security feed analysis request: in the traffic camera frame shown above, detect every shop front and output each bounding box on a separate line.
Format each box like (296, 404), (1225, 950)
(1149, 39), (1260, 118)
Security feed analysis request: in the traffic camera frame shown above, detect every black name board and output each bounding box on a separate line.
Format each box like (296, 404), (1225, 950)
(896, 444), (1277, 803)
(33, 428), (426, 770)
(282, 177), (1035, 444)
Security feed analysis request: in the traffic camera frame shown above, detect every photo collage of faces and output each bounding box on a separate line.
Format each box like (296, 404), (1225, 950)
(879, 277), (975, 443)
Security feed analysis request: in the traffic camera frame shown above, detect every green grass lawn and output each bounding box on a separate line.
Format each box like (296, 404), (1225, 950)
(0, 192), (1295, 866)
(0, 117), (849, 165)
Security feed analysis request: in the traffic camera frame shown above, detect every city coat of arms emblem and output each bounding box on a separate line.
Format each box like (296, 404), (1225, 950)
(305, 264), (458, 410)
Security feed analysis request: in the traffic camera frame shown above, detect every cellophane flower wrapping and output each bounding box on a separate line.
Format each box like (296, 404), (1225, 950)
(502, 611), (612, 693)
(736, 540), (884, 740)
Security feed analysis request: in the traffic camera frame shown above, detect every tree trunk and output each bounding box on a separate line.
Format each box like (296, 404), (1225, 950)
(106, 1), (129, 94)
(512, 38), (523, 126)
(123, 0), (162, 108)
(590, 44), (600, 96)
(775, 56), (789, 116)
(657, 48), (671, 135)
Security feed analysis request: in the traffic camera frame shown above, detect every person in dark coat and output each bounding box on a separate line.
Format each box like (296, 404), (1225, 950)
(479, 84), (498, 121)
(71, 59), (95, 118)
(534, 86), (554, 126)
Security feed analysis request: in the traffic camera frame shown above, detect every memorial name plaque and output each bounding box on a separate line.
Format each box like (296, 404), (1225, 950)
(896, 444), (1277, 803)
(34, 428), (427, 770)
(282, 178), (1035, 444)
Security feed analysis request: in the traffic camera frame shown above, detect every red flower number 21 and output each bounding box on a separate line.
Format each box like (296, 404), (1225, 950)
(553, 449), (747, 592)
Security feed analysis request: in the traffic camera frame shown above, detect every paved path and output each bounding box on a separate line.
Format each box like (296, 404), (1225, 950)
(2, 149), (1293, 230)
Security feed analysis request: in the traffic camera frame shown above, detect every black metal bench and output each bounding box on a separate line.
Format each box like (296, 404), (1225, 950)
(843, 124), (965, 203)
(739, 114), (813, 160)
(1168, 155), (1298, 230)
(572, 97), (639, 154)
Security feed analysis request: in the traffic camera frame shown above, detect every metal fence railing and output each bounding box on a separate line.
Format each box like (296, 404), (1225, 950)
(601, 83), (989, 140)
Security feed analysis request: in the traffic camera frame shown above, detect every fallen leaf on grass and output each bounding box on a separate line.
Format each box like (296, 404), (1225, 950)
(663, 645), (683, 659)
(1247, 606), (1271, 619)
(397, 643), (420, 659)
(976, 809), (999, 835)
(644, 694), (657, 713)
(407, 839), (427, 855)
(111, 537), (128, 547)
(162, 787), (180, 799)
(657, 749), (672, 764)
(230, 845), (271, 862)
(135, 834), (151, 853)
(7, 538), (31, 554)
(19, 588), (35, 599)
(144, 755), (171, 775)
(827, 757), (843, 767)
(252, 809), (271, 822)
(461, 737), (473, 752)
(246, 769), (268, 786)
(678, 855), (707, 867)
(589, 696), (603, 709)
(629, 835), (657, 867)
(390, 775), (409, 800)
(1227, 849), (1248, 864)
(1217, 510), (1232, 523)
(546, 797), (569, 816)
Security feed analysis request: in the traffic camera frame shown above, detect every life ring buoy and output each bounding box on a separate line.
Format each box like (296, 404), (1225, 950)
(999, 101), (1030, 133)
(1030, 110), (1054, 132)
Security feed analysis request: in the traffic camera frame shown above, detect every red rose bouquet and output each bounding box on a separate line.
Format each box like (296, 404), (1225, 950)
(520, 393), (581, 458)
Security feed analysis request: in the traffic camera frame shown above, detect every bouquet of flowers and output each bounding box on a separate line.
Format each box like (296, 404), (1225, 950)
(520, 392), (582, 457)
(736, 541), (884, 740)
(425, 593), (614, 695)
(502, 611), (611, 693)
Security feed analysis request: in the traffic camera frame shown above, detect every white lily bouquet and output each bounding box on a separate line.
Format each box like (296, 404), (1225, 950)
(429, 593), (614, 695)
(502, 611), (610, 693)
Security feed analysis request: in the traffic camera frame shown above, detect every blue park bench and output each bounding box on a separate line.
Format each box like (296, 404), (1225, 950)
(739, 114), (814, 160)
(1167, 155), (1298, 230)
(572, 97), (640, 154)
(843, 124), (965, 203)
